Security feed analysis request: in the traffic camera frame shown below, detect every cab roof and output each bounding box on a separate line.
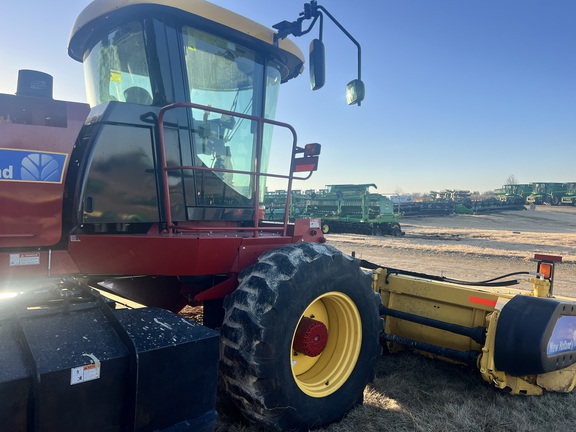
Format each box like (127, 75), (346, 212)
(68, 0), (304, 80)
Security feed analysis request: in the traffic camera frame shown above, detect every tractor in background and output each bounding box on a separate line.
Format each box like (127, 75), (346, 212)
(560, 183), (576, 205)
(494, 183), (533, 205)
(526, 182), (567, 205)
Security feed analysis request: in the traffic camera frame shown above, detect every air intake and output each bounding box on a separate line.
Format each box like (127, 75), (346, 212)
(16, 69), (53, 99)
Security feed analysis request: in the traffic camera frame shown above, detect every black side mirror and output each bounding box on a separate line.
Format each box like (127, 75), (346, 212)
(346, 79), (365, 105)
(310, 38), (325, 90)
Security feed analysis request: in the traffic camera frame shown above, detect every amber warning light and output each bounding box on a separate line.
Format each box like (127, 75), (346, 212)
(534, 254), (562, 295)
(534, 254), (562, 279)
(539, 263), (553, 279)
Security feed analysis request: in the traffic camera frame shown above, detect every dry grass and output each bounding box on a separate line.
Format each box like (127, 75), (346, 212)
(344, 353), (576, 432)
(329, 209), (576, 263)
(217, 352), (576, 432)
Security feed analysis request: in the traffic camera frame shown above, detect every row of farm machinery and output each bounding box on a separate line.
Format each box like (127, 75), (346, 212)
(495, 182), (576, 206)
(263, 184), (521, 237)
(263, 181), (576, 237)
(424, 182), (576, 210)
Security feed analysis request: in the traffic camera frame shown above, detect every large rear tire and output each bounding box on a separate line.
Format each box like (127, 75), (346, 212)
(220, 243), (381, 431)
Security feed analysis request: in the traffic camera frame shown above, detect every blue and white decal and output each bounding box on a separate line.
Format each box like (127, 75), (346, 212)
(0, 148), (68, 184)
(547, 315), (576, 356)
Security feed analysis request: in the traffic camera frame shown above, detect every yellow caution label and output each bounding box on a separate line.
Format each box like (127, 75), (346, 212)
(110, 70), (122, 83)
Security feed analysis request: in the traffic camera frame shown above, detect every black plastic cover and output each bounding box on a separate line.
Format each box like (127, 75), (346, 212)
(0, 306), (219, 432)
(16, 70), (53, 99)
(494, 295), (576, 376)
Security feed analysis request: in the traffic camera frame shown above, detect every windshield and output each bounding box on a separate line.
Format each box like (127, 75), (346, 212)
(84, 21), (152, 106)
(183, 27), (282, 202)
(82, 21), (288, 212)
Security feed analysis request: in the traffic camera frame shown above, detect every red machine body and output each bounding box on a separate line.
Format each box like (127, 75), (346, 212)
(0, 3), (382, 432)
(0, 94), (89, 280)
(0, 94), (89, 249)
(0, 0), (326, 313)
(0, 90), (323, 313)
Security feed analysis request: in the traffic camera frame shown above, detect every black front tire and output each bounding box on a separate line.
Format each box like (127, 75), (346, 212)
(390, 222), (404, 236)
(220, 243), (381, 431)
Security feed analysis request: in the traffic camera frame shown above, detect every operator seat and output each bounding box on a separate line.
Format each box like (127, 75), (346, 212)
(124, 87), (152, 105)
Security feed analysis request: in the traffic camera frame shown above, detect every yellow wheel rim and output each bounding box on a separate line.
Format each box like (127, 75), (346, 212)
(322, 224), (330, 234)
(290, 291), (362, 398)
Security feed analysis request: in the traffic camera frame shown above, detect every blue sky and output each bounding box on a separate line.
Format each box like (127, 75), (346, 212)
(2, 1), (575, 194)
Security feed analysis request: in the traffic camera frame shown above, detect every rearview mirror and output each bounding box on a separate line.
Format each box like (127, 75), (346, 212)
(309, 39), (325, 90)
(346, 79), (365, 105)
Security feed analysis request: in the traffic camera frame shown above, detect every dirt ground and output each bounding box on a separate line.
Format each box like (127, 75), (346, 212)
(326, 205), (576, 297)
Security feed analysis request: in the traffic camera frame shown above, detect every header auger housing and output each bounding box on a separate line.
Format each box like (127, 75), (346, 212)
(373, 254), (576, 395)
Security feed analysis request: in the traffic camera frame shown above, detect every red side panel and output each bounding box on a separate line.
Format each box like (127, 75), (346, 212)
(0, 94), (90, 248)
(236, 236), (293, 270)
(66, 234), (244, 276)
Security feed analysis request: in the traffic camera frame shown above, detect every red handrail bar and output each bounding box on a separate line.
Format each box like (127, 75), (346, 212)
(156, 102), (312, 236)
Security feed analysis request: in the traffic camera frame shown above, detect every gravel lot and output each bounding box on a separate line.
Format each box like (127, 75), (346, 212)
(327, 205), (576, 297)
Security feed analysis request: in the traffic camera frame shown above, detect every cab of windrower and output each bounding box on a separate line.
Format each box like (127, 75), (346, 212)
(65, 0), (309, 228)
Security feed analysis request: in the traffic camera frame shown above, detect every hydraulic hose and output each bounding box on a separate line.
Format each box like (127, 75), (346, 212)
(359, 258), (528, 288)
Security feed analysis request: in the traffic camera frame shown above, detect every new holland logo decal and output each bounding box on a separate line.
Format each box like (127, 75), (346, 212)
(0, 148), (68, 184)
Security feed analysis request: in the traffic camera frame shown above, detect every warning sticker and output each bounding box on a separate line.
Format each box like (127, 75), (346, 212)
(110, 70), (122, 83)
(71, 354), (101, 385)
(309, 219), (320, 229)
(9, 253), (40, 266)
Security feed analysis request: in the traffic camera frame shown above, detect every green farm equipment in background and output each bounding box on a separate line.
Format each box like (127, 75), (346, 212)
(306, 184), (404, 236)
(494, 183), (533, 205)
(560, 183), (576, 205)
(430, 189), (525, 214)
(264, 184), (404, 236)
(526, 182), (567, 205)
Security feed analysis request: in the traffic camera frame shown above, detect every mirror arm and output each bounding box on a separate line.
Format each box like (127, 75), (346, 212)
(275, 4), (358, 76)
(299, 14), (321, 38)
(273, 14), (320, 43)
(315, 5), (361, 82)
(273, 2), (364, 104)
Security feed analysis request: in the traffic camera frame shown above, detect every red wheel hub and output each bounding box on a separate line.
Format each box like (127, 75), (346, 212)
(293, 317), (328, 357)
